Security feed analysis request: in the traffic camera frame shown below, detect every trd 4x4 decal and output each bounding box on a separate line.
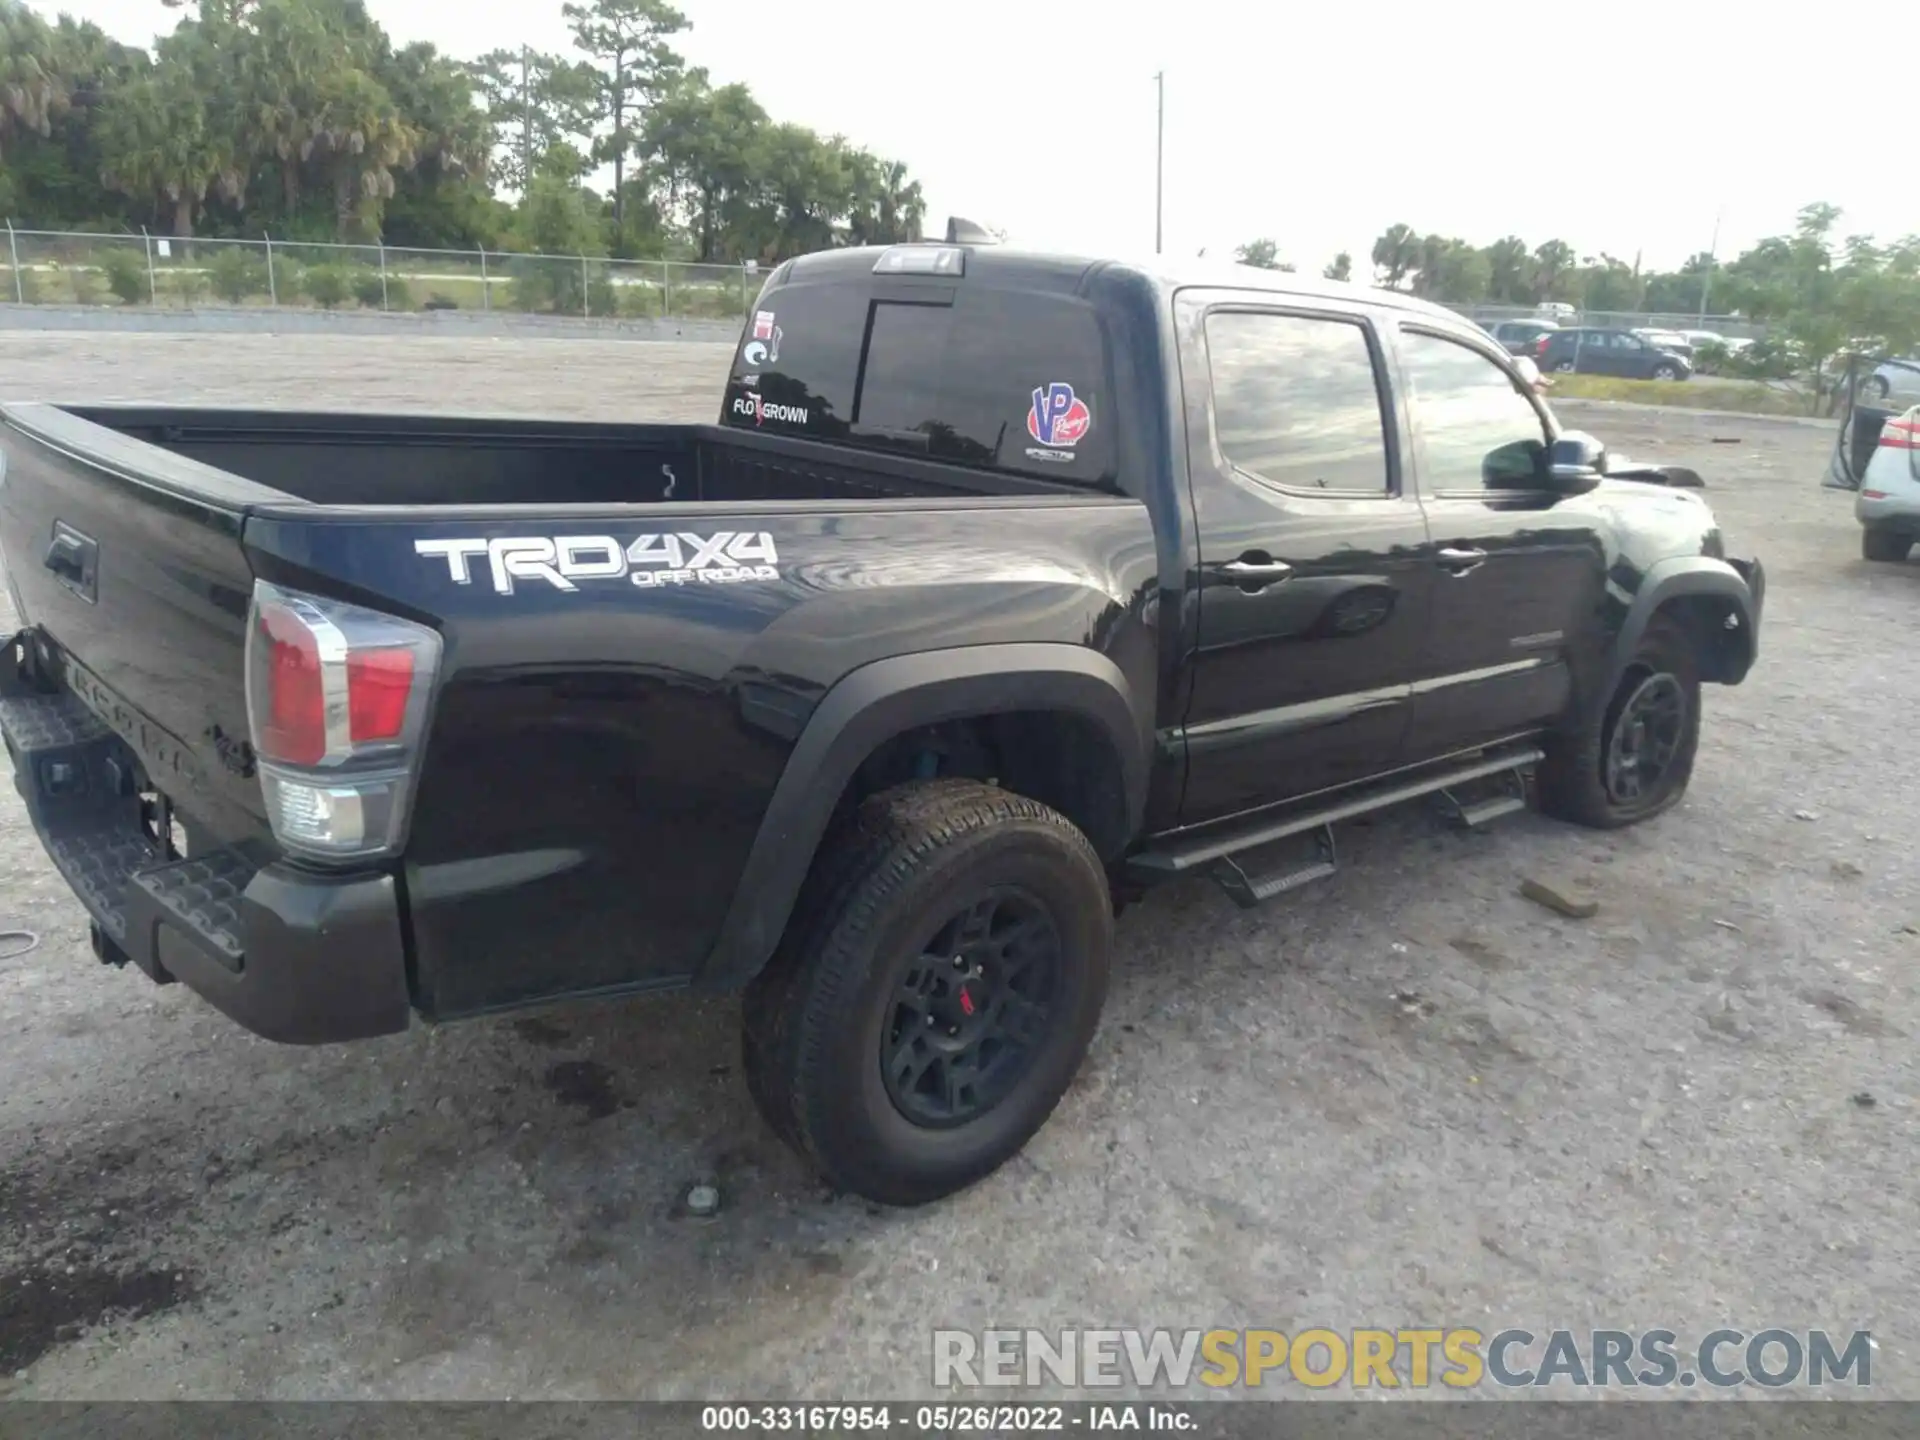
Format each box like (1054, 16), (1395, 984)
(415, 532), (781, 596)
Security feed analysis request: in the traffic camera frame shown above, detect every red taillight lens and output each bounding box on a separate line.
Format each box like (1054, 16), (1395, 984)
(1878, 419), (1919, 450)
(347, 648), (414, 744)
(1535, 335), (1551, 356)
(244, 580), (442, 860)
(256, 603), (326, 765)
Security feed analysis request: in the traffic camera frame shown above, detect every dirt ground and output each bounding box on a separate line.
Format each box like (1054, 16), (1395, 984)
(0, 334), (1914, 1400)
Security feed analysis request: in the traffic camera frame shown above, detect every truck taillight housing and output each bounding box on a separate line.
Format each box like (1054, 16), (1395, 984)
(243, 580), (441, 861)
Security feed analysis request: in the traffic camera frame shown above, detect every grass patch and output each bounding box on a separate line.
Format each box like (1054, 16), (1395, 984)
(1547, 374), (1810, 417)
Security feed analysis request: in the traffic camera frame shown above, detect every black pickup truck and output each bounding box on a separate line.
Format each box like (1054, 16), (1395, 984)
(0, 243), (1763, 1205)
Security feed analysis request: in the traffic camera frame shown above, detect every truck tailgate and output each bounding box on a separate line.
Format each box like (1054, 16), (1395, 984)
(0, 403), (271, 847)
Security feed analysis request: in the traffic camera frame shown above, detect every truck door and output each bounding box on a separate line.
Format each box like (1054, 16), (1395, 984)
(1175, 295), (1435, 825)
(1392, 323), (1608, 758)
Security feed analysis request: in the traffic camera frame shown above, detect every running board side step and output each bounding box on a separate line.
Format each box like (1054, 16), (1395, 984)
(1210, 826), (1337, 909)
(1128, 743), (1546, 885)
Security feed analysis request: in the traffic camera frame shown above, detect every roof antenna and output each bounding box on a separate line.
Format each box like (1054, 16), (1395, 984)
(945, 216), (999, 246)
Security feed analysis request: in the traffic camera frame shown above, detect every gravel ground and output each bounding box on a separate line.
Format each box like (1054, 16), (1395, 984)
(0, 334), (1914, 1401)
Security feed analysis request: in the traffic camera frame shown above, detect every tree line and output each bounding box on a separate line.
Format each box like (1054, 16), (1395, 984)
(0, 0), (927, 263)
(1234, 207), (1920, 383)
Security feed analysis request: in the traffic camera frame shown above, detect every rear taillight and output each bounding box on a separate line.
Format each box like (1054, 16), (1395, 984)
(1877, 418), (1919, 450)
(244, 580), (441, 861)
(1535, 335), (1551, 356)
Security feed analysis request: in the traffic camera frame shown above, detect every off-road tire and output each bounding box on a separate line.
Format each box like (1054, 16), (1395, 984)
(1862, 528), (1912, 563)
(1538, 615), (1702, 829)
(741, 779), (1112, 1206)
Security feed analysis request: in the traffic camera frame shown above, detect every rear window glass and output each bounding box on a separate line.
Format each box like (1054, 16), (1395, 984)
(723, 280), (1114, 486)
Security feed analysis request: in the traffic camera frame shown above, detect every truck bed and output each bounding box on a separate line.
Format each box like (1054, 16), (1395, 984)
(32, 405), (1069, 509)
(0, 397), (1152, 1034)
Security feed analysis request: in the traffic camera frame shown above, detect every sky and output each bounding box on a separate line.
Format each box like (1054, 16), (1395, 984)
(43, 0), (1912, 274)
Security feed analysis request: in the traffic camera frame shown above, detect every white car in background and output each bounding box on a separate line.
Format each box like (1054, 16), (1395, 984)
(1860, 358), (1920, 404)
(1857, 404), (1920, 562)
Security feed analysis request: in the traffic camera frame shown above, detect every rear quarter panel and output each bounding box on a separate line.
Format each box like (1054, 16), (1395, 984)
(244, 496), (1159, 1018)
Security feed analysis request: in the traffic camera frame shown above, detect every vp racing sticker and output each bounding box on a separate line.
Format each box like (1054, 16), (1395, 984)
(416, 532), (780, 596)
(1026, 381), (1091, 463)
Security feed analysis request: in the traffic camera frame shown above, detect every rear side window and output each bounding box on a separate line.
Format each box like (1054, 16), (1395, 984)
(723, 281), (1115, 486)
(1203, 310), (1392, 495)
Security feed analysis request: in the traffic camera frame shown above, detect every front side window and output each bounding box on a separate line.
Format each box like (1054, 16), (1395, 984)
(1204, 310), (1392, 495)
(1399, 330), (1549, 493)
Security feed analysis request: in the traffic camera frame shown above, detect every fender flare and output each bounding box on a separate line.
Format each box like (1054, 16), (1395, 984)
(694, 643), (1150, 990)
(1608, 555), (1761, 695)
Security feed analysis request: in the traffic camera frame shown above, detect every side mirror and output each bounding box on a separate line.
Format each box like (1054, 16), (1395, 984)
(1546, 431), (1606, 493)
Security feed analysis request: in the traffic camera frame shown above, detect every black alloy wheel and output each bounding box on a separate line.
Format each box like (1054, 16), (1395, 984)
(881, 889), (1061, 1129)
(1603, 670), (1687, 806)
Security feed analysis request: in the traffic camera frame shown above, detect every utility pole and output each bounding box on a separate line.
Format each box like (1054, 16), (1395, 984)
(1153, 71), (1165, 255)
(1698, 209), (1723, 324)
(521, 46), (534, 190)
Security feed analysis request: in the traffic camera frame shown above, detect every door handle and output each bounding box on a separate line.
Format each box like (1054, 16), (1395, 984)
(1436, 547), (1487, 574)
(1220, 557), (1293, 587)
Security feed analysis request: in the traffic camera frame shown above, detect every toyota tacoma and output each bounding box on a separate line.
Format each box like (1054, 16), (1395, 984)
(0, 242), (1764, 1205)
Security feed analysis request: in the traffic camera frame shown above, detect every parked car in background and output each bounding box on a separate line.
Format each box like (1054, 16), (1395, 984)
(1488, 319), (1559, 355)
(1681, 330), (1726, 351)
(1861, 358), (1920, 404)
(1540, 328), (1693, 381)
(1633, 329), (1696, 361)
(1535, 302), (1578, 321)
(1854, 405), (1920, 562)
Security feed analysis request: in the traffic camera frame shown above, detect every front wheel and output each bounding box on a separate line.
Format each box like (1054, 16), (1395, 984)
(742, 779), (1112, 1206)
(1652, 363), (1680, 381)
(1538, 616), (1701, 829)
(1554, 359), (1577, 374)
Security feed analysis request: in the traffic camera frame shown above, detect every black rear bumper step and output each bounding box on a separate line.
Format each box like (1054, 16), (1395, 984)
(1130, 742), (1545, 880)
(0, 640), (412, 1044)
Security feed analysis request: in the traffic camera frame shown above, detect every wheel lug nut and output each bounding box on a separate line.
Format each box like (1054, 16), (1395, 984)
(949, 1026), (959, 1037)
(952, 956), (965, 969)
(925, 1015), (935, 1026)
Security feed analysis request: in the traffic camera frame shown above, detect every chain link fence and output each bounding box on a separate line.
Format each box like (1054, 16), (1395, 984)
(2, 229), (1774, 341)
(0, 226), (760, 323)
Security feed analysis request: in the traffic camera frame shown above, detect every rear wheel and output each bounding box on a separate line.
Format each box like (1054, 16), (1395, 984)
(1554, 359), (1577, 373)
(1862, 528), (1913, 563)
(742, 779), (1112, 1206)
(1866, 375), (1892, 401)
(1538, 616), (1701, 829)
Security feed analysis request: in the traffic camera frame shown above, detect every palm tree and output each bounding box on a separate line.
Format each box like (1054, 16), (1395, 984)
(1485, 235), (1532, 304)
(875, 158), (923, 243)
(308, 63), (419, 239)
(97, 54), (240, 236)
(1370, 223), (1419, 289)
(0, 0), (68, 161)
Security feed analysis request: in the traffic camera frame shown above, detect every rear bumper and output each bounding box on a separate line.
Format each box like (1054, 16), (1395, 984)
(1856, 488), (1920, 532)
(0, 639), (410, 1045)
